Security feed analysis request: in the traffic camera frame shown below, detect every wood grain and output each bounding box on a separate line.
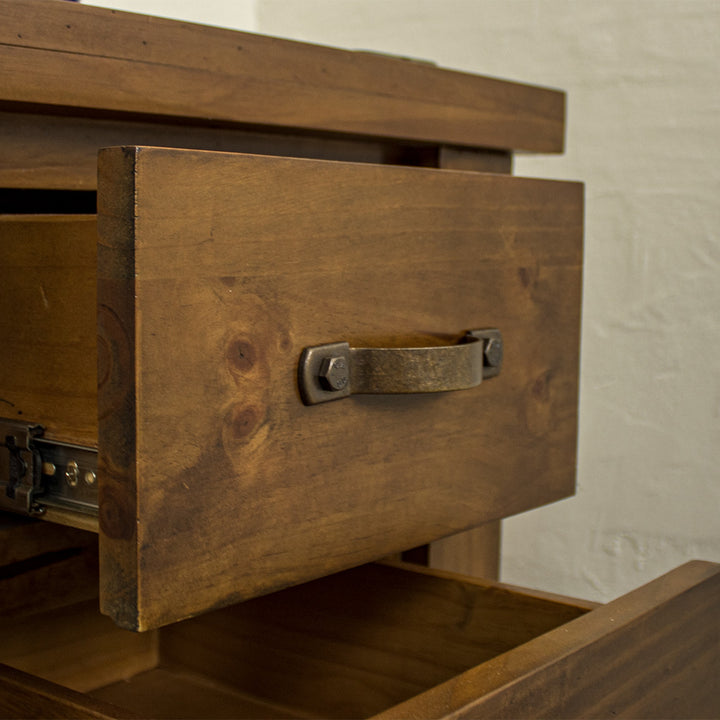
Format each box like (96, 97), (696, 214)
(0, 513), (94, 566)
(96, 149), (140, 631)
(428, 521), (501, 579)
(91, 668), (305, 720)
(0, 542), (98, 620)
(1, 562), (714, 719)
(97, 145), (583, 631)
(425, 144), (513, 580)
(0, 663), (135, 720)
(0, 215), (98, 445)
(0, 514), (98, 618)
(159, 563), (592, 719)
(382, 560), (600, 612)
(0, 110), (435, 191)
(375, 561), (720, 720)
(438, 146), (513, 175)
(0, 599), (157, 695)
(0, 0), (564, 153)
(0, 562), (592, 718)
(41, 506), (100, 533)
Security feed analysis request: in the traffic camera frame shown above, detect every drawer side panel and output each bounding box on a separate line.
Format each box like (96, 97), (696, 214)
(377, 561), (720, 720)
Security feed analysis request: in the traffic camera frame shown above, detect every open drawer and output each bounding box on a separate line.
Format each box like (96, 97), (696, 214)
(1, 147), (583, 630)
(0, 561), (718, 719)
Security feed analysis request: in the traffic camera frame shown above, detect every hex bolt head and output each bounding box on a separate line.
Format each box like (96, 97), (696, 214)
(483, 337), (503, 368)
(319, 356), (349, 392)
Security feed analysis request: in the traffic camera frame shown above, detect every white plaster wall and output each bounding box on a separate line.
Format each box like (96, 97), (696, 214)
(84, 0), (257, 30)
(82, 0), (720, 603)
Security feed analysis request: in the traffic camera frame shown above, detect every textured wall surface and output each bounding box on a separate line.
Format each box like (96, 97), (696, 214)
(85, 0), (257, 30)
(83, 0), (720, 602)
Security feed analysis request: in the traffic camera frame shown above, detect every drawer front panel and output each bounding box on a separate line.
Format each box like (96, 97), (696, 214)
(97, 147), (583, 630)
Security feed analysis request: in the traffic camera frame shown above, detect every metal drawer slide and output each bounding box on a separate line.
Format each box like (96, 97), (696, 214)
(0, 418), (98, 518)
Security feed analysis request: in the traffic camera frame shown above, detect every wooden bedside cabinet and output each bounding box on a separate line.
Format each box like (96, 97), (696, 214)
(0, 1), (717, 717)
(0, 0), (582, 631)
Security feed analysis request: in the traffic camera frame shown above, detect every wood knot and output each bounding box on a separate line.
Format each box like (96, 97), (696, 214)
(225, 403), (262, 441)
(99, 485), (134, 540)
(518, 266), (538, 289)
(532, 371), (551, 400)
(525, 370), (554, 436)
(226, 338), (258, 373)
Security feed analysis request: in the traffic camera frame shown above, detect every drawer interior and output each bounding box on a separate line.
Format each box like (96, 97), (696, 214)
(0, 563), (592, 719)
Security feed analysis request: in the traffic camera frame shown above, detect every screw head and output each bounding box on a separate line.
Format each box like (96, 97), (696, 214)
(483, 337), (503, 368)
(65, 460), (79, 488)
(319, 356), (349, 392)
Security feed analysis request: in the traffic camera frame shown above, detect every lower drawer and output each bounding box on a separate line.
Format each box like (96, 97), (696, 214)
(0, 561), (717, 719)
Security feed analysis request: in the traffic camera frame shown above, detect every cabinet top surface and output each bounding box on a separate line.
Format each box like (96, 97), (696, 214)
(0, 0), (565, 152)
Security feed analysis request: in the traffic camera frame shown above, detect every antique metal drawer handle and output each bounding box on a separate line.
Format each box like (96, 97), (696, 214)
(298, 329), (502, 405)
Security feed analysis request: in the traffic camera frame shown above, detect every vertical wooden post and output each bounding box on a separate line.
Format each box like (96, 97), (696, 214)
(425, 145), (513, 580)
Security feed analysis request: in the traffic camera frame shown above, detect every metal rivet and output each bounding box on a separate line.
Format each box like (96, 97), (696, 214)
(84, 470), (96, 486)
(319, 356), (349, 392)
(483, 337), (503, 368)
(65, 460), (79, 488)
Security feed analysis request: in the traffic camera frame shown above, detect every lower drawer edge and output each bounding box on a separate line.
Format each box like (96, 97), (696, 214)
(0, 561), (717, 720)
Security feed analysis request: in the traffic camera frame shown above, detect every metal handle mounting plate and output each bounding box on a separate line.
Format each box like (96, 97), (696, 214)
(298, 329), (502, 406)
